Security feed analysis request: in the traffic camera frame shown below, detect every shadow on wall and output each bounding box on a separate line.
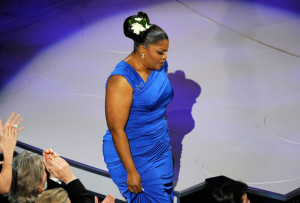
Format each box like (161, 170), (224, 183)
(167, 70), (201, 187)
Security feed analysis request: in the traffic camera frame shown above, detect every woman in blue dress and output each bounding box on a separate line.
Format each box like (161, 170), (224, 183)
(103, 12), (174, 202)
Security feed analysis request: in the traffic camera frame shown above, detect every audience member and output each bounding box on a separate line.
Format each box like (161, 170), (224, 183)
(35, 187), (70, 203)
(8, 151), (47, 203)
(8, 149), (115, 203)
(211, 180), (250, 203)
(0, 112), (24, 195)
(0, 112), (114, 203)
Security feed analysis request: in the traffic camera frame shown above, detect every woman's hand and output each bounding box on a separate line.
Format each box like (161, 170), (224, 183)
(0, 112), (24, 135)
(0, 125), (17, 156)
(127, 170), (142, 194)
(0, 112), (23, 154)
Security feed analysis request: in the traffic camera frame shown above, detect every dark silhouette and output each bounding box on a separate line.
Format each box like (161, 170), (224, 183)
(167, 70), (201, 187)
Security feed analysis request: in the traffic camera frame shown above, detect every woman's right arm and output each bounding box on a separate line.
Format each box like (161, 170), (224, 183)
(0, 112), (23, 195)
(105, 75), (142, 194)
(0, 126), (17, 195)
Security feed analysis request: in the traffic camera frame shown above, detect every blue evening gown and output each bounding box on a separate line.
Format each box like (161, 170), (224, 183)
(103, 60), (174, 203)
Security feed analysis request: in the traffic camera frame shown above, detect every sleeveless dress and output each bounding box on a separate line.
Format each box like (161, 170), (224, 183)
(103, 60), (174, 203)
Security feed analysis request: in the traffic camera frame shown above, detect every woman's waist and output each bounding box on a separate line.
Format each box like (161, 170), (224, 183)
(104, 122), (168, 140)
(103, 133), (171, 158)
(133, 136), (171, 157)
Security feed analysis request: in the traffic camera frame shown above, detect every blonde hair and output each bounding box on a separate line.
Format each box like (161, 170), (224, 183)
(8, 151), (44, 203)
(36, 188), (69, 203)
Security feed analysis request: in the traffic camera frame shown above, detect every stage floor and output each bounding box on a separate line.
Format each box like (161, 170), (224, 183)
(1, 0), (300, 201)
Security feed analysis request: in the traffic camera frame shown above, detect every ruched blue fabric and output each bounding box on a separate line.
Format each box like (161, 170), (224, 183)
(103, 60), (174, 203)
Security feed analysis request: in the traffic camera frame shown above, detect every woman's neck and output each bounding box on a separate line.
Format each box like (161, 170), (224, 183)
(125, 51), (149, 72)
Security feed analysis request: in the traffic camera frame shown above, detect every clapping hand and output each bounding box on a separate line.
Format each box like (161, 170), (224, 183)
(43, 149), (75, 183)
(42, 149), (115, 203)
(43, 148), (60, 177)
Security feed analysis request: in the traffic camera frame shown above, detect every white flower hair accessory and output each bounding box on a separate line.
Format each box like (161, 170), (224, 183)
(129, 16), (152, 36)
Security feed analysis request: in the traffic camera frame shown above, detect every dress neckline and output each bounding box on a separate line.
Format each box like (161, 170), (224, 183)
(122, 60), (153, 84)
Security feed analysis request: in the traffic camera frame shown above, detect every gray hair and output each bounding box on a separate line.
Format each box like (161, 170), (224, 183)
(8, 151), (44, 203)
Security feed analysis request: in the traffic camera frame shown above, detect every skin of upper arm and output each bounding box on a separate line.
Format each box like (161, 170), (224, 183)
(105, 75), (133, 133)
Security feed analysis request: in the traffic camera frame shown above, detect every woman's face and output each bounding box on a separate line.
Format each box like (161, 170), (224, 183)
(142, 39), (169, 70)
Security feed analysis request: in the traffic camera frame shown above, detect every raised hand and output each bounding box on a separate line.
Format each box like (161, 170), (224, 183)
(0, 125), (18, 156)
(0, 112), (24, 135)
(0, 125), (18, 195)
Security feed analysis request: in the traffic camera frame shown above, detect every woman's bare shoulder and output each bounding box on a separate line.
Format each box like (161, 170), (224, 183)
(107, 75), (132, 92)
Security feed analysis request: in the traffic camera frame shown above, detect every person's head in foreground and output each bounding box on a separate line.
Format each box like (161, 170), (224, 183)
(8, 150), (47, 203)
(35, 187), (70, 203)
(212, 180), (250, 203)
